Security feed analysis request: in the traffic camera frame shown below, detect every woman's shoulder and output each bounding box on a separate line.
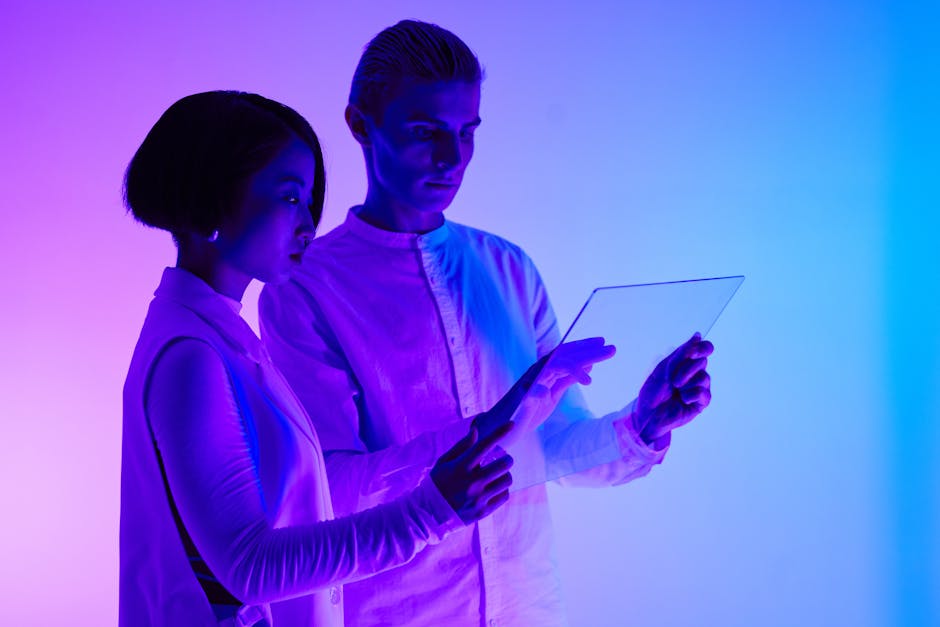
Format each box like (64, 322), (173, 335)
(127, 298), (226, 381)
(142, 297), (221, 347)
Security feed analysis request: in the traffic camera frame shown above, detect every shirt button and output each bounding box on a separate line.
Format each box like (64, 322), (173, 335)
(464, 406), (472, 416)
(489, 619), (498, 627)
(450, 337), (456, 345)
(483, 545), (492, 555)
(329, 586), (340, 605)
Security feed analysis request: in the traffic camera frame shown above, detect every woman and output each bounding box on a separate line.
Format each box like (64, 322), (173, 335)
(120, 91), (522, 627)
(119, 90), (609, 627)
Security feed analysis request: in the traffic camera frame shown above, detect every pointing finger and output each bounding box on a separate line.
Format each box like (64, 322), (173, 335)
(465, 421), (514, 467)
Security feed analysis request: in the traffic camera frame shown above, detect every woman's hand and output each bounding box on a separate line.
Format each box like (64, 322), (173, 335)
(430, 423), (515, 524)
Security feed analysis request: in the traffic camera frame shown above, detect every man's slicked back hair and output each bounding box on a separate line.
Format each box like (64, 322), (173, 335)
(349, 19), (483, 118)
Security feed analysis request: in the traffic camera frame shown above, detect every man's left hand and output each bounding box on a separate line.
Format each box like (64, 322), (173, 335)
(634, 332), (714, 447)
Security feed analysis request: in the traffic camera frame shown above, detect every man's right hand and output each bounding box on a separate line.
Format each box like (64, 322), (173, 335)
(472, 337), (616, 445)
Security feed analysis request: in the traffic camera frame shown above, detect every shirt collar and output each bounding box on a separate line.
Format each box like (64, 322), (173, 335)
(153, 267), (267, 364)
(345, 207), (451, 250)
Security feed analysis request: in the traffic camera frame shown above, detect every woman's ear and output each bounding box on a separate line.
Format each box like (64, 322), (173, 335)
(345, 104), (371, 147)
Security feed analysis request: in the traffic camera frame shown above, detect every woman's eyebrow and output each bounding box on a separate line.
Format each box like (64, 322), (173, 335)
(276, 174), (307, 185)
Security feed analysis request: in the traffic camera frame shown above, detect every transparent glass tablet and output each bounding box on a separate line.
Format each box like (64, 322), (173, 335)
(507, 275), (745, 491)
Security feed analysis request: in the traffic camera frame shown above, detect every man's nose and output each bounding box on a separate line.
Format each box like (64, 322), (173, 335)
(433, 134), (462, 171)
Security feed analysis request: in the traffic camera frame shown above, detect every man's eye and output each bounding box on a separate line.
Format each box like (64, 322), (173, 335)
(411, 127), (433, 140)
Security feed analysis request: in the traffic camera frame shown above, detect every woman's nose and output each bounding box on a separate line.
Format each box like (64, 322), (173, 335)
(297, 212), (316, 240)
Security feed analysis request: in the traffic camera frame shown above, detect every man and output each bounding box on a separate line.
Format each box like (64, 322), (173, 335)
(260, 20), (713, 626)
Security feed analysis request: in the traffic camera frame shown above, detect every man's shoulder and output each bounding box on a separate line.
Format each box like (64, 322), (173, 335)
(282, 222), (357, 286)
(307, 220), (357, 255)
(447, 220), (533, 266)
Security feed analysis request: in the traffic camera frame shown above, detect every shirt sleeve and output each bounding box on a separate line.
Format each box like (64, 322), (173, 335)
(523, 254), (669, 486)
(259, 280), (468, 516)
(145, 338), (463, 606)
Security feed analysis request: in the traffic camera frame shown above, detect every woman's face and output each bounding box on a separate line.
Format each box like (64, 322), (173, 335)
(214, 136), (317, 285)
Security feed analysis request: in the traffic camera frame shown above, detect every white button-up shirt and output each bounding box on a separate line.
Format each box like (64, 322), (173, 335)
(120, 268), (462, 627)
(259, 210), (666, 626)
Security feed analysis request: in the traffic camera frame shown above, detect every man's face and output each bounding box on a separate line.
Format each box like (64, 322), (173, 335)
(365, 80), (481, 218)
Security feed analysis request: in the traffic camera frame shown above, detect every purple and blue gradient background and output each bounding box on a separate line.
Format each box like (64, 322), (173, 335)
(1, 2), (936, 625)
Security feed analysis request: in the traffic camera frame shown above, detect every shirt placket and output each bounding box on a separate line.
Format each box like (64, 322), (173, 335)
(417, 236), (503, 626)
(417, 238), (478, 420)
(477, 516), (503, 626)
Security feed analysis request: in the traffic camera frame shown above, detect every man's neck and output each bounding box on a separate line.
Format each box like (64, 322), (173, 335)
(357, 192), (444, 234)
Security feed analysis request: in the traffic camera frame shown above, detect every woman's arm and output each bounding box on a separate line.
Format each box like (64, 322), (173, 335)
(145, 338), (509, 605)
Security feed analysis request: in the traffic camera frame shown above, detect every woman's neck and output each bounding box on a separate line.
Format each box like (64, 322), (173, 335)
(176, 241), (250, 301)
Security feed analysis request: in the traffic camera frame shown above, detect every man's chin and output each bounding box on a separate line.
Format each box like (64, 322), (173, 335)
(413, 194), (456, 215)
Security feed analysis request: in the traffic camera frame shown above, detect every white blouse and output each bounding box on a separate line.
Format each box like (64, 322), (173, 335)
(119, 267), (461, 627)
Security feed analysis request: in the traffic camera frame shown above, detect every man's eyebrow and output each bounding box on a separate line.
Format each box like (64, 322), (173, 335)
(403, 114), (483, 129)
(404, 113), (438, 123)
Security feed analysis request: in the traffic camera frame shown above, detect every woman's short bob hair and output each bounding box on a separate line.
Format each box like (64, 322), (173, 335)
(124, 91), (325, 240)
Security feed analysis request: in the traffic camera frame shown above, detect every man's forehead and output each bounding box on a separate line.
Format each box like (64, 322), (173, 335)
(382, 79), (481, 120)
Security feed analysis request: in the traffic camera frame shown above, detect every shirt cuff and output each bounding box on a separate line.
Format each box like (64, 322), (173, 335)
(611, 401), (670, 463)
(413, 476), (464, 543)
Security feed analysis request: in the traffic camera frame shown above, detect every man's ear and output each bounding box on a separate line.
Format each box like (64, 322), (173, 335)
(345, 104), (371, 146)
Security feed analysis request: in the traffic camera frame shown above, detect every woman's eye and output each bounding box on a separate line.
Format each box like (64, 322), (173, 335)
(284, 195), (300, 205)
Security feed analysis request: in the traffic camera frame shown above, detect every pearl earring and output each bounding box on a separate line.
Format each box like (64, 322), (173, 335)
(208, 230), (219, 242)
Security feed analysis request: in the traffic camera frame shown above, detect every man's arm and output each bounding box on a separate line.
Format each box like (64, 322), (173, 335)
(524, 257), (671, 487)
(537, 381), (669, 487)
(537, 333), (714, 487)
(259, 280), (468, 516)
